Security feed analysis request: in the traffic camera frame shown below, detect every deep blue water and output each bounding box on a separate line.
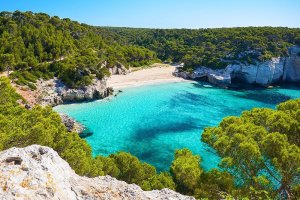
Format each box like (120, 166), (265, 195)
(54, 82), (300, 172)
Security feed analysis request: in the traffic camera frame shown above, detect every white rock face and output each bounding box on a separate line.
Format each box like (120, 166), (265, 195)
(108, 62), (130, 75)
(229, 57), (285, 86)
(283, 46), (300, 82)
(175, 46), (300, 87)
(36, 78), (113, 106)
(0, 145), (195, 200)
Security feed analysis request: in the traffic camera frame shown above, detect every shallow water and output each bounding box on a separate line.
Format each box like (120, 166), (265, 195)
(54, 82), (300, 172)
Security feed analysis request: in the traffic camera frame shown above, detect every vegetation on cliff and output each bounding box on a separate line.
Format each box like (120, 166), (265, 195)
(1, 11), (300, 88)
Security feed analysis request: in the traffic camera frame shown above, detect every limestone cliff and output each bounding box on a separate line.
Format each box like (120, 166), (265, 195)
(174, 46), (300, 88)
(36, 78), (113, 106)
(0, 145), (194, 200)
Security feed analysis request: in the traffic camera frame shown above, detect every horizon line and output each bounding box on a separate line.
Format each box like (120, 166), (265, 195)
(1, 10), (300, 30)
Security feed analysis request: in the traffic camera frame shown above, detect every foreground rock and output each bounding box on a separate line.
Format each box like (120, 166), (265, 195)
(36, 78), (113, 106)
(174, 46), (300, 88)
(0, 145), (194, 200)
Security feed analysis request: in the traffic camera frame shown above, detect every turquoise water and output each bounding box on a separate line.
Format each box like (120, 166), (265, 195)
(54, 82), (300, 172)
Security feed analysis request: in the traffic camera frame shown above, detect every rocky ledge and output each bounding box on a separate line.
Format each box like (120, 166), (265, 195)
(60, 114), (85, 134)
(0, 145), (194, 200)
(36, 78), (113, 106)
(174, 46), (300, 88)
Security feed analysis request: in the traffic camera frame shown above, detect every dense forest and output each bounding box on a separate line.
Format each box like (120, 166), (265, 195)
(99, 27), (300, 70)
(1, 76), (299, 199)
(1, 11), (300, 88)
(0, 11), (158, 88)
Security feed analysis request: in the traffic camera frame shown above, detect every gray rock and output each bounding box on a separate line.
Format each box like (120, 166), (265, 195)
(60, 114), (84, 134)
(229, 57), (285, 86)
(0, 145), (195, 200)
(283, 46), (300, 82)
(208, 73), (231, 88)
(109, 62), (130, 75)
(36, 78), (111, 106)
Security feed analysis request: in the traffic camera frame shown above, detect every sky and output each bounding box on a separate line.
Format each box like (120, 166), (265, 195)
(0, 0), (300, 28)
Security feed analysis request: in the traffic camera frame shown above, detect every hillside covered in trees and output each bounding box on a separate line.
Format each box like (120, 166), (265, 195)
(0, 11), (159, 88)
(1, 75), (299, 199)
(99, 27), (300, 70)
(1, 11), (300, 88)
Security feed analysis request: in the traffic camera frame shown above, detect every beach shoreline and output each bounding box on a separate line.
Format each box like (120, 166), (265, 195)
(106, 65), (193, 89)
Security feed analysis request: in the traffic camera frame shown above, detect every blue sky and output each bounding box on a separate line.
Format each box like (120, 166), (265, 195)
(1, 0), (299, 28)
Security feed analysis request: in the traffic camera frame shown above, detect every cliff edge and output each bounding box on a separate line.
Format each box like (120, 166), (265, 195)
(0, 145), (194, 200)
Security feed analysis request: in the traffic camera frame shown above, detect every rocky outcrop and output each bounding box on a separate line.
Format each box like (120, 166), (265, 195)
(60, 114), (84, 134)
(174, 46), (300, 88)
(108, 62), (131, 75)
(0, 145), (194, 200)
(36, 78), (113, 106)
(228, 57), (285, 86)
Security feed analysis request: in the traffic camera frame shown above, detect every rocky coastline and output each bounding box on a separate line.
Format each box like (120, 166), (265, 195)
(59, 114), (85, 134)
(35, 78), (113, 107)
(19, 77), (113, 135)
(174, 46), (300, 88)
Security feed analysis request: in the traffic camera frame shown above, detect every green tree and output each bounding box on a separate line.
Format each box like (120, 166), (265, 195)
(0, 53), (15, 74)
(202, 99), (300, 199)
(170, 148), (202, 194)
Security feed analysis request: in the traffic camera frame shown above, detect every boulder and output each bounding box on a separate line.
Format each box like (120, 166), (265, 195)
(208, 73), (231, 88)
(0, 145), (195, 200)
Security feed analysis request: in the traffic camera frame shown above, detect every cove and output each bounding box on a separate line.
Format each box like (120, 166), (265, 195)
(54, 82), (300, 172)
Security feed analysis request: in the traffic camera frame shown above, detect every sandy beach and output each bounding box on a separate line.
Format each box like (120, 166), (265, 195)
(107, 65), (191, 89)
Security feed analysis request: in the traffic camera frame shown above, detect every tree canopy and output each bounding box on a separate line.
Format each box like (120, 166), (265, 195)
(202, 99), (300, 199)
(98, 27), (300, 70)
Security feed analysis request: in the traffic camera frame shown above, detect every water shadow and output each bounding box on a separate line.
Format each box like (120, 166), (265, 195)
(168, 91), (214, 111)
(233, 90), (291, 105)
(132, 118), (200, 141)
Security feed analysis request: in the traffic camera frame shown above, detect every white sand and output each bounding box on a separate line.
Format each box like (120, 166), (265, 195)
(106, 65), (191, 89)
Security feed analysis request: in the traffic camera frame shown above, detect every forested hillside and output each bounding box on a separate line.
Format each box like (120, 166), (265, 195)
(99, 27), (300, 70)
(0, 11), (158, 88)
(1, 11), (300, 88)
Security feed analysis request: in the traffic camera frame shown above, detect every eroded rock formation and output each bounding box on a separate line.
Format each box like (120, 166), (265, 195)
(174, 46), (300, 88)
(0, 145), (194, 200)
(36, 78), (113, 106)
